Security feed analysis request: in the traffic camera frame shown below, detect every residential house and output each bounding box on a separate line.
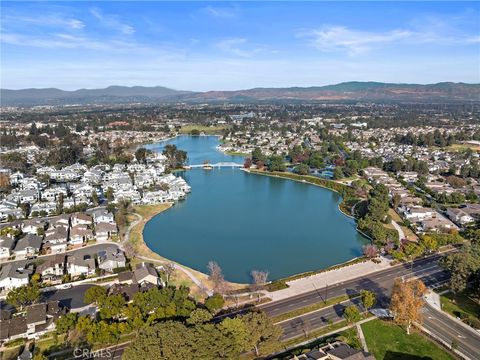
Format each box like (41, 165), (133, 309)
(118, 263), (161, 287)
(70, 225), (94, 246)
(97, 248), (126, 272)
(36, 255), (65, 283)
(71, 213), (92, 227)
(21, 219), (47, 235)
(95, 222), (118, 241)
(0, 236), (15, 259)
(133, 263), (160, 286)
(446, 208), (475, 226)
(420, 213), (459, 233)
(13, 234), (42, 258)
(0, 261), (32, 290)
(66, 255), (96, 277)
(0, 317), (27, 342)
(23, 301), (65, 340)
(44, 227), (68, 254)
(89, 209), (115, 224)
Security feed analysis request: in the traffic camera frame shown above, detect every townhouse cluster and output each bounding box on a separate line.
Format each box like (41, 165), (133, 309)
(0, 152), (191, 221)
(0, 209), (117, 259)
(362, 167), (467, 235)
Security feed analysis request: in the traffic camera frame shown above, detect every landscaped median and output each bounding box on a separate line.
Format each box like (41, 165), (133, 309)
(272, 294), (358, 323)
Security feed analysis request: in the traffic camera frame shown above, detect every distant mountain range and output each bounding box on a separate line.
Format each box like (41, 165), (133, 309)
(1, 82), (479, 106)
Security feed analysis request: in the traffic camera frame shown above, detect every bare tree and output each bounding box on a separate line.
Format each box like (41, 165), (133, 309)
(162, 262), (176, 285)
(207, 261), (225, 294)
(251, 270), (269, 290)
(251, 270), (269, 302)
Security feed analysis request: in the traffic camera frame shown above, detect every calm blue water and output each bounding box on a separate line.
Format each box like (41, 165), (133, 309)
(144, 136), (369, 283)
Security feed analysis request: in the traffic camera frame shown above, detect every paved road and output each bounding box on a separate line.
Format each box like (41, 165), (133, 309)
(41, 284), (98, 309)
(59, 252), (480, 360)
(260, 253), (449, 318)
(423, 304), (480, 360)
(275, 257), (451, 341)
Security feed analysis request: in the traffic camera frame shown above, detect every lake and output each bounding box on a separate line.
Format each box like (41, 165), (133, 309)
(144, 136), (369, 283)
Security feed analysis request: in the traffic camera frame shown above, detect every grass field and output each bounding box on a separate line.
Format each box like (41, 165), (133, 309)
(441, 290), (480, 329)
(179, 124), (229, 134)
(361, 319), (454, 360)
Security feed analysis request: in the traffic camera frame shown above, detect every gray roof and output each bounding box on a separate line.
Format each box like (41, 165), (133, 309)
(327, 344), (374, 360)
(0, 236), (15, 250)
(98, 249), (125, 264)
(14, 234), (42, 252)
(0, 261), (32, 280)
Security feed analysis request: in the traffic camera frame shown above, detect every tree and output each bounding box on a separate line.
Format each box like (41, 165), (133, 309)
(441, 242), (480, 293)
(84, 286), (107, 305)
(420, 235), (438, 252)
(123, 321), (194, 360)
(250, 270), (269, 291)
(390, 278), (426, 334)
(99, 294), (125, 320)
(91, 190), (99, 206)
(6, 280), (40, 310)
(207, 261), (226, 294)
(363, 244), (378, 259)
(241, 311), (283, 356)
(267, 155), (286, 172)
(343, 305), (361, 324)
(251, 147), (266, 164)
(187, 308), (213, 325)
(160, 262), (176, 285)
(294, 164), (310, 175)
(204, 293), (225, 313)
(162, 144), (187, 170)
(105, 187), (114, 202)
(55, 313), (78, 334)
(135, 147), (151, 164)
(360, 290), (376, 314)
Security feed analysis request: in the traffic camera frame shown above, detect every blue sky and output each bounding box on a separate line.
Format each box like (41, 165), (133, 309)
(1, 1), (479, 90)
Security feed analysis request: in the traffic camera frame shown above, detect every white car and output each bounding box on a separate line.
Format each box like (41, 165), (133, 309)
(59, 284), (72, 289)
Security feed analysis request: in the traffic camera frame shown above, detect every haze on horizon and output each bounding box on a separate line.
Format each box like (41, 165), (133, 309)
(1, 1), (479, 91)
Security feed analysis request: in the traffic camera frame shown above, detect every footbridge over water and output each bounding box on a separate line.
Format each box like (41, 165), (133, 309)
(186, 162), (243, 169)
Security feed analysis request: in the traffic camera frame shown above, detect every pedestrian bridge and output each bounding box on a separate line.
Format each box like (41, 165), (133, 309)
(187, 162), (243, 169)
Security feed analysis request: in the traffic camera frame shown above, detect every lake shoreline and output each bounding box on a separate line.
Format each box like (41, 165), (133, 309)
(143, 135), (369, 284)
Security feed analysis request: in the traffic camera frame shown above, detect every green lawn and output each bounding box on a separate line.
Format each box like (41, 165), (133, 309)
(361, 319), (454, 360)
(441, 290), (480, 329)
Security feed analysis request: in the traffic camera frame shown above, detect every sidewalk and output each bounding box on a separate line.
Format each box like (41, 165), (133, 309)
(266, 256), (393, 302)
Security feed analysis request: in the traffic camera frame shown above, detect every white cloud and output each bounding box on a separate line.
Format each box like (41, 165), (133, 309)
(202, 5), (238, 19)
(302, 24), (480, 55)
(215, 38), (274, 58)
(90, 8), (135, 35)
(2, 14), (85, 30)
(216, 38), (250, 57)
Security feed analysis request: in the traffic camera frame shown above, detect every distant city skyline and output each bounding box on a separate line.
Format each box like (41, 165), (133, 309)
(1, 1), (479, 90)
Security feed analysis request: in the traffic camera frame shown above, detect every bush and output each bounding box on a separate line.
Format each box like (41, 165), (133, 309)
(466, 317), (480, 329)
(265, 281), (289, 292)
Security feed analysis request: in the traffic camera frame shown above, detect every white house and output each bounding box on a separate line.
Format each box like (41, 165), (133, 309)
(0, 236), (15, 259)
(66, 255), (96, 277)
(0, 262), (32, 290)
(446, 208), (475, 226)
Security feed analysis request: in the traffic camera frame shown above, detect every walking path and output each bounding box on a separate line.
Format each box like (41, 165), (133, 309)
(266, 256), (393, 302)
(122, 211), (213, 297)
(391, 220), (405, 240)
(356, 323), (369, 352)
